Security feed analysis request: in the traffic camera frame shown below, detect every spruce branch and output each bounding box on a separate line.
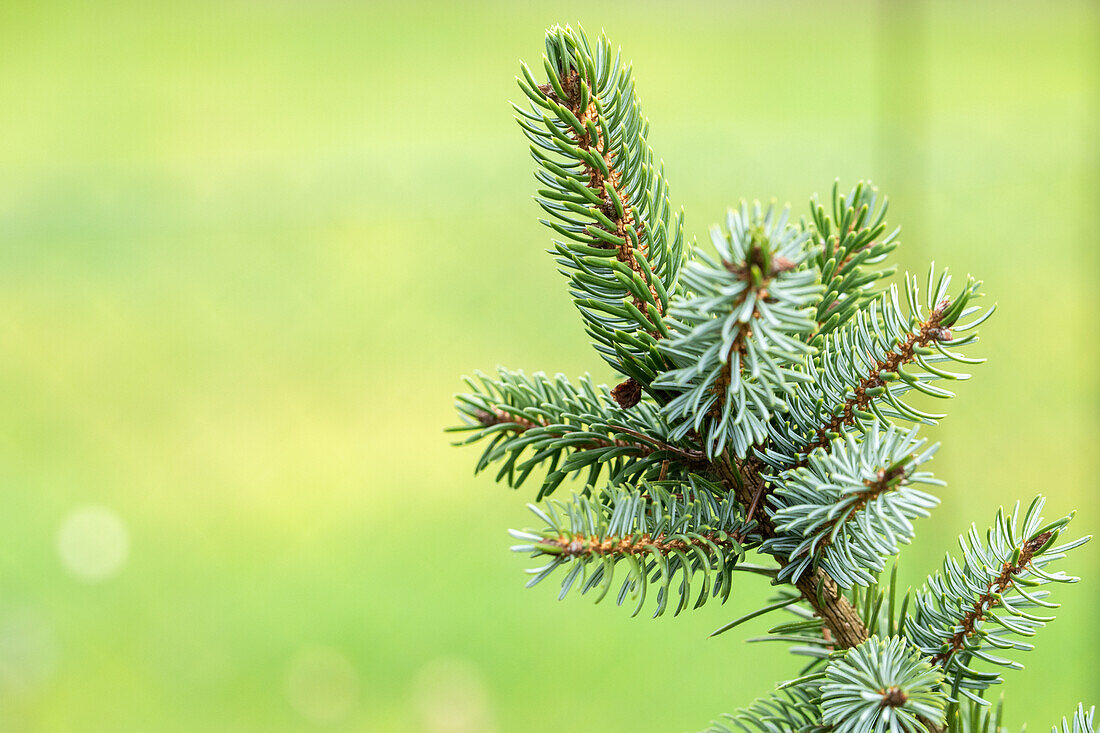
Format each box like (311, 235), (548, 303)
(762, 267), (992, 470)
(656, 202), (821, 459)
(904, 497), (1090, 703)
(455, 24), (1093, 733)
(764, 425), (942, 588)
(820, 635), (947, 733)
(510, 480), (748, 617)
(451, 368), (703, 498)
(805, 180), (900, 345)
(515, 25), (684, 383)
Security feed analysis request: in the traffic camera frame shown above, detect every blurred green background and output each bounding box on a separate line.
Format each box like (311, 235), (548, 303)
(0, 1), (1096, 730)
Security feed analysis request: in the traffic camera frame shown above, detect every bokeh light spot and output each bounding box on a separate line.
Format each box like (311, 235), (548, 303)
(57, 506), (130, 583)
(412, 658), (496, 733)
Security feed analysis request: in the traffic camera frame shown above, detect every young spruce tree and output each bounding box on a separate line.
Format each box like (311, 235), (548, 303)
(451, 26), (1094, 733)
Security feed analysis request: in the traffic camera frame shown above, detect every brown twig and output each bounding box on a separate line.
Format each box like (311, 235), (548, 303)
(794, 299), (953, 465)
(543, 530), (740, 558)
(474, 409), (702, 464)
(712, 457), (871, 649)
(930, 531), (1053, 666)
(812, 462), (913, 550)
(607, 424), (708, 465)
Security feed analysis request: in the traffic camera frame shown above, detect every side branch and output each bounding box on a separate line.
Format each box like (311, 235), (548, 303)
(797, 299), (952, 461)
(815, 461), (915, 549)
(475, 408), (705, 464)
(929, 531), (1052, 667)
(511, 483), (746, 617)
(541, 69), (661, 317)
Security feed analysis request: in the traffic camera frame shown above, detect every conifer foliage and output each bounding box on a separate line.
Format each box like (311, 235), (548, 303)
(450, 25), (1093, 733)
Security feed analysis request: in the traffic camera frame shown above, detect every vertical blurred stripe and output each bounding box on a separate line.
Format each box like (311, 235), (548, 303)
(875, 0), (929, 256)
